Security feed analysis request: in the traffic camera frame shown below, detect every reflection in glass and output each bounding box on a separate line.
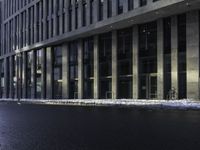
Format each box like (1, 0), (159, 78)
(36, 50), (42, 99)
(99, 32), (112, 99)
(53, 46), (62, 99)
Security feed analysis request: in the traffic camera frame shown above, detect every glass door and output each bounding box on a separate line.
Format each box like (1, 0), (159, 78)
(148, 74), (157, 99)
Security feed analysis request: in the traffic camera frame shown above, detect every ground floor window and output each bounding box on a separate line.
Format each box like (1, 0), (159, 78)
(52, 46), (62, 99)
(26, 51), (32, 98)
(118, 77), (132, 99)
(36, 50), (42, 99)
(0, 60), (4, 98)
(99, 78), (112, 99)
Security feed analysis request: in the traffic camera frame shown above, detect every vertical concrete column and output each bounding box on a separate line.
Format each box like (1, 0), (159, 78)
(123, 0), (128, 13)
(46, 47), (53, 99)
(112, 0), (117, 16)
(41, 49), (46, 99)
(94, 35), (99, 99)
(133, 25), (139, 99)
(171, 16), (179, 97)
(53, 0), (58, 36)
(134, 0), (139, 9)
(31, 51), (36, 99)
(186, 11), (199, 100)
(157, 19), (164, 99)
(22, 52), (27, 99)
(78, 39), (83, 99)
(43, 0), (47, 40)
(9, 56), (14, 98)
(62, 43), (69, 99)
(112, 31), (117, 99)
(103, 0), (108, 20)
(3, 58), (8, 99)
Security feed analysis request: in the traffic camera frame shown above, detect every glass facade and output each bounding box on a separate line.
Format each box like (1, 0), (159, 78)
(163, 17), (171, 99)
(36, 50), (42, 99)
(12, 56), (17, 98)
(83, 37), (94, 99)
(69, 42), (78, 99)
(117, 28), (133, 99)
(139, 21), (157, 99)
(52, 46), (63, 99)
(0, 60), (4, 98)
(178, 14), (187, 99)
(0, 8), (199, 101)
(117, 0), (123, 14)
(26, 51), (32, 98)
(99, 33), (112, 99)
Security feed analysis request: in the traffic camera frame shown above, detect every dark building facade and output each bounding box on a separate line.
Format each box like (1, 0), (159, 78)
(0, 0), (200, 100)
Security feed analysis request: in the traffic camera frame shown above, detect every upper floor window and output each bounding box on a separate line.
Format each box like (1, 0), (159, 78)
(82, 0), (87, 26)
(90, 0), (94, 24)
(107, 0), (112, 18)
(140, 0), (147, 7)
(128, 0), (134, 11)
(118, 0), (123, 14)
(99, 0), (104, 21)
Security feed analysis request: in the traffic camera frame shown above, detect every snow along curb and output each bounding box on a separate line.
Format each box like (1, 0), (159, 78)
(1, 99), (200, 109)
(4, 99), (199, 109)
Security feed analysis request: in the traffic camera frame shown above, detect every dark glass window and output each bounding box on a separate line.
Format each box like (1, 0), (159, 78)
(118, 0), (123, 14)
(12, 56), (17, 99)
(83, 37), (94, 99)
(128, 0), (134, 11)
(82, 0), (87, 26)
(6, 58), (10, 98)
(26, 51), (32, 98)
(117, 28), (133, 99)
(117, 28), (133, 76)
(0, 60), (4, 98)
(75, 3), (78, 29)
(90, 0), (94, 24)
(99, 32), (112, 99)
(107, 0), (112, 18)
(139, 21), (157, 99)
(140, 0), (147, 7)
(99, 0), (104, 21)
(69, 42), (78, 99)
(99, 32), (112, 77)
(68, 8), (72, 31)
(36, 50), (42, 99)
(163, 17), (172, 99)
(178, 14), (186, 99)
(52, 46), (62, 99)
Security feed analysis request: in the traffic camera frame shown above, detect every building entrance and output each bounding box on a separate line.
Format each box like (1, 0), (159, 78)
(140, 74), (157, 99)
